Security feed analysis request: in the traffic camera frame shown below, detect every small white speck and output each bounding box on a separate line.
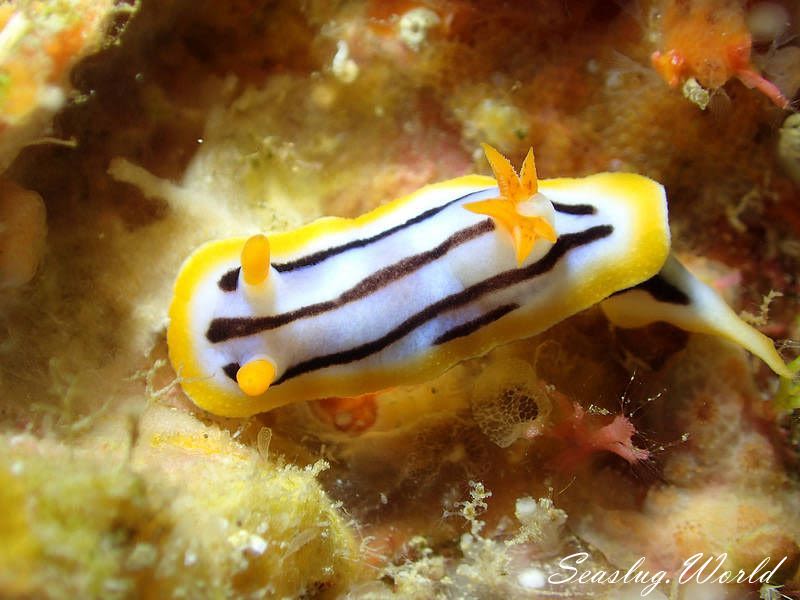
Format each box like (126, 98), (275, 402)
(515, 497), (539, 521)
(10, 461), (23, 475)
(334, 411), (353, 428)
(398, 7), (441, 51)
(517, 568), (546, 589)
(247, 534), (268, 555)
(332, 40), (359, 84)
(39, 86), (66, 111)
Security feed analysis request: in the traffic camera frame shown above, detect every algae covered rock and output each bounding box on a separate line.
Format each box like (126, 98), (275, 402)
(0, 406), (363, 599)
(0, 434), (149, 598)
(131, 405), (363, 599)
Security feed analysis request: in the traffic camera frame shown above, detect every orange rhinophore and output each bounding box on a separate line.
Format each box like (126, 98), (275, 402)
(240, 234), (271, 286)
(650, 0), (790, 109)
(236, 358), (276, 397)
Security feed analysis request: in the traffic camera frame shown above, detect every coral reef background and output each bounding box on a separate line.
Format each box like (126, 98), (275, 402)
(0, 0), (799, 598)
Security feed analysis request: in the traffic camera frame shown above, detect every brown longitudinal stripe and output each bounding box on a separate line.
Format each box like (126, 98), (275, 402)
(206, 219), (495, 343)
(433, 303), (519, 345)
(271, 188), (493, 272)
(611, 273), (690, 305)
(222, 362), (240, 381)
(552, 202), (595, 215)
(216, 198), (597, 290)
(271, 224), (613, 386)
(218, 268), (240, 292)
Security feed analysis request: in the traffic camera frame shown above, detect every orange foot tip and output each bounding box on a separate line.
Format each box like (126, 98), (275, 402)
(241, 234), (271, 286)
(466, 143), (557, 265)
(236, 358), (276, 396)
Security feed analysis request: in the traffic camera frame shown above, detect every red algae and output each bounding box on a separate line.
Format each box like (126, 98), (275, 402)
(538, 397), (650, 470)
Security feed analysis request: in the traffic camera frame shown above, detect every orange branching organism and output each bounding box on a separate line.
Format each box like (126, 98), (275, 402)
(650, 0), (790, 109)
(465, 144), (558, 265)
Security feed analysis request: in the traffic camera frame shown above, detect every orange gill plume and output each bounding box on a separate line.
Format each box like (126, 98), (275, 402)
(465, 144), (557, 265)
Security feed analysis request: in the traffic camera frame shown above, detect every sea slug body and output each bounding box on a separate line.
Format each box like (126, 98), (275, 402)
(167, 145), (790, 417)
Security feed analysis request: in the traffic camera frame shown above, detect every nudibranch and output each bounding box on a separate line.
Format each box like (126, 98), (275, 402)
(167, 145), (791, 417)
